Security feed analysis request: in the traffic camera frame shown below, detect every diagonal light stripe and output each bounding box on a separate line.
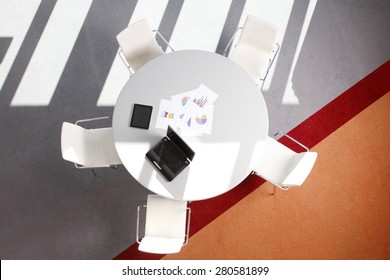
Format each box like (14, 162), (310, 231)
(156, 0), (184, 52)
(0, 37), (12, 64)
(97, 0), (169, 107)
(281, 0), (318, 104)
(0, 0), (41, 92)
(169, 0), (231, 51)
(10, 0), (93, 106)
(215, 0), (247, 55)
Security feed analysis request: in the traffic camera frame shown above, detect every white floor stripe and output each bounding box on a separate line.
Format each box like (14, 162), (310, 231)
(0, 0), (41, 92)
(2, 0), (307, 107)
(168, 0), (231, 51)
(97, 0), (169, 106)
(10, 0), (93, 106)
(281, 0), (318, 104)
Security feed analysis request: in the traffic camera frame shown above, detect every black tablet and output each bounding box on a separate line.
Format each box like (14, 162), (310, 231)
(130, 104), (153, 129)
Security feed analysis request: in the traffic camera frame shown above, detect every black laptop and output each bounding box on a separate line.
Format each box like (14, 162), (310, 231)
(146, 126), (195, 181)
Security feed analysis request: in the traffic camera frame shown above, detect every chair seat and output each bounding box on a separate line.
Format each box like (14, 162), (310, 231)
(136, 195), (191, 254)
(254, 136), (296, 186)
(61, 122), (121, 168)
(282, 152), (317, 186)
(230, 44), (271, 81)
(253, 136), (317, 188)
(122, 42), (163, 71)
(138, 236), (184, 254)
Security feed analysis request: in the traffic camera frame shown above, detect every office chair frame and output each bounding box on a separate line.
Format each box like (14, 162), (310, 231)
(272, 131), (309, 152)
(118, 30), (174, 74)
(259, 43), (280, 89)
(153, 30), (175, 52)
(73, 116), (118, 174)
(75, 116), (111, 127)
(118, 50), (132, 73)
(136, 203), (192, 246)
(222, 27), (243, 57)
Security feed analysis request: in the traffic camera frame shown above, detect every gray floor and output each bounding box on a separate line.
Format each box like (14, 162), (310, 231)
(1, 0), (389, 259)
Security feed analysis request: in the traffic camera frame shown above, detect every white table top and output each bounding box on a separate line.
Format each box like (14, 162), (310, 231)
(113, 50), (268, 201)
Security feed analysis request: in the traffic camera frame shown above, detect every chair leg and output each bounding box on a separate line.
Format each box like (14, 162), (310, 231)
(91, 169), (97, 176)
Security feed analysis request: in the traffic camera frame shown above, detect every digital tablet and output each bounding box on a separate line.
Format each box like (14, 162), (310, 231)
(130, 104), (153, 129)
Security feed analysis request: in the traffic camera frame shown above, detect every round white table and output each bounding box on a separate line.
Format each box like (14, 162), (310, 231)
(113, 50), (268, 201)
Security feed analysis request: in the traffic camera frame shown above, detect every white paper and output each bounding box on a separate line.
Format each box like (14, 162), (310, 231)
(155, 99), (185, 129)
(156, 84), (218, 135)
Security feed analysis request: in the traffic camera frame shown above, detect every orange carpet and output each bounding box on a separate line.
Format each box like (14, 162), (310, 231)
(164, 92), (390, 260)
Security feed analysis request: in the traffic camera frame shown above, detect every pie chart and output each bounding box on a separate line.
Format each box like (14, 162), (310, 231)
(196, 115), (207, 125)
(181, 96), (189, 106)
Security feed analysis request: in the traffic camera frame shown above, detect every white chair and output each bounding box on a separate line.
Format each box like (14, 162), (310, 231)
(116, 18), (174, 74)
(223, 15), (280, 87)
(136, 195), (191, 254)
(61, 116), (122, 175)
(252, 132), (317, 192)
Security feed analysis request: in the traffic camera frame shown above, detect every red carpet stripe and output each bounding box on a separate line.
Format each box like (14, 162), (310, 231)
(285, 60), (390, 148)
(114, 60), (390, 260)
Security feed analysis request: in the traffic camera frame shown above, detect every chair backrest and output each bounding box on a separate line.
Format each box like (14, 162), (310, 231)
(116, 19), (164, 71)
(239, 15), (278, 52)
(230, 15), (278, 81)
(139, 195), (189, 254)
(254, 136), (317, 188)
(61, 122), (121, 167)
